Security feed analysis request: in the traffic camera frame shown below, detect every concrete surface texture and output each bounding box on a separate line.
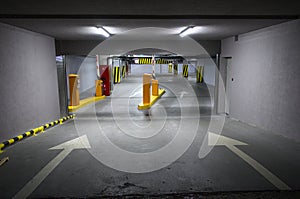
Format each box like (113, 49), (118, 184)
(221, 19), (300, 142)
(0, 76), (299, 198)
(0, 22), (60, 141)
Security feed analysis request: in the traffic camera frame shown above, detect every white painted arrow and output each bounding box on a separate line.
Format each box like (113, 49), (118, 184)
(14, 135), (91, 199)
(207, 132), (291, 190)
(179, 91), (188, 98)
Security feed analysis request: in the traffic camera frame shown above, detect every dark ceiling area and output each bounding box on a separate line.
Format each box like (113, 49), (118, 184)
(0, 18), (293, 40)
(0, 0), (298, 41)
(0, 0), (299, 16)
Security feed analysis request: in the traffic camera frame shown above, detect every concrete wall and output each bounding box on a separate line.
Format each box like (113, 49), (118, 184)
(66, 55), (97, 95)
(0, 22), (60, 141)
(56, 40), (103, 55)
(196, 40), (221, 56)
(221, 19), (300, 141)
(197, 58), (216, 86)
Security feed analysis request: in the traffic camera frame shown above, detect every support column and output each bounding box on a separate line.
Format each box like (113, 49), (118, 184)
(214, 54), (220, 114)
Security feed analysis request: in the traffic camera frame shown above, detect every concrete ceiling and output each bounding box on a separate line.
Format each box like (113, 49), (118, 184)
(0, 0), (299, 16)
(0, 18), (293, 40)
(0, 0), (298, 41)
(126, 48), (175, 56)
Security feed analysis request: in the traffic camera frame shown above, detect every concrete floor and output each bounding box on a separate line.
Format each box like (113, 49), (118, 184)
(0, 76), (299, 198)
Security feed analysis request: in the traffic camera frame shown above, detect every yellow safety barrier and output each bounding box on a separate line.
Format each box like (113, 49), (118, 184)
(69, 74), (80, 106)
(113, 66), (121, 83)
(174, 64), (178, 75)
(95, 80), (103, 97)
(138, 74), (165, 110)
(142, 74), (152, 104)
(122, 65), (126, 78)
(68, 96), (105, 112)
(156, 59), (172, 64)
(196, 66), (204, 83)
(0, 114), (76, 153)
(168, 63), (173, 73)
(68, 80), (105, 112)
(138, 58), (172, 65)
(139, 58), (152, 64)
(183, 65), (189, 78)
(152, 79), (159, 96)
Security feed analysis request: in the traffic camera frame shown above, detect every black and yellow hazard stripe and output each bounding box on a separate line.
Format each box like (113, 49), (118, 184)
(168, 63), (173, 73)
(183, 65), (189, 78)
(0, 114), (75, 153)
(196, 66), (204, 83)
(138, 58), (172, 65)
(122, 65), (126, 78)
(138, 58), (152, 64)
(196, 66), (201, 83)
(113, 66), (121, 84)
(156, 59), (172, 64)
(173, 64), (178, 75)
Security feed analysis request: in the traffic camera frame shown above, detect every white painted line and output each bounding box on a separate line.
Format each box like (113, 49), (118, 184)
(227, 144), (291, 190)
(13, 135), (91, 199)
(207, 132), (291, 190)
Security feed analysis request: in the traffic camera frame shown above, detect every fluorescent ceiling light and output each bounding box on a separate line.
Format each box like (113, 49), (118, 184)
(96, 27), (110, 38)
(179, 26), (196, 37)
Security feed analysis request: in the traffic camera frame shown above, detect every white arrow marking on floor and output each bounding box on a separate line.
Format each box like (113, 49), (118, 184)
(179, 91), (188, 98)
(207, 132), (291, 190)
(13, 135), (91, 199)
(129, 91), (141, 98)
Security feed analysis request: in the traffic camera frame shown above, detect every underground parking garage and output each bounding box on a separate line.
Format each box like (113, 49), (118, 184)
(0, 1), (299, 198)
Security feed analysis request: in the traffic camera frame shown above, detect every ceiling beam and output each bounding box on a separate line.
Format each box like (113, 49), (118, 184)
(0, 15), (298, 19)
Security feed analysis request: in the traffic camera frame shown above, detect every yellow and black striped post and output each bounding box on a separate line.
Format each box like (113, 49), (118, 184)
(139, 58), (152, 64)
(0, 114), (75, 153)
(200, 66), (204, 82)
(156, 59), (172, 64)
(174, 64), (178, 75)
(196, 66), (204, 83)
(113, 66), (121, 84)
(183, 65), (189, 78)
(122, 65), (126, 78)
(168, 63), (173, 73)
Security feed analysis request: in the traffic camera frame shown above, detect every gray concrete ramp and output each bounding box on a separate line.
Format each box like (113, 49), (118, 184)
(0, 76), (299, 198)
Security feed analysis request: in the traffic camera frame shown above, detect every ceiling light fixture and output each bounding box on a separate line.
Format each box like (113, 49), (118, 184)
(96, 27), (110, 38)
(179, 25), (196, 37)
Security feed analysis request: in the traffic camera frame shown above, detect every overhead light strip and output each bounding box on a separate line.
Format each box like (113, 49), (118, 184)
(96, 26), (110, 38)
(179, 25), (195, 37)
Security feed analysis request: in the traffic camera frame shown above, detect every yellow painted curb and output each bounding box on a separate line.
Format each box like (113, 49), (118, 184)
(0, 143), (4, 153)
(0, 114), (75, 153)
(68, 96), (106, 112)
(138, 89), (165, 110)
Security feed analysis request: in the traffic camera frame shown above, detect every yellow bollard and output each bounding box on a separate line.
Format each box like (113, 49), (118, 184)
(183, 65), (189, 77)
(143, 74), (152, 104)
(152, 79), (159, 96)
(113, 66), (121, 84)
(95, 80), (103, 97)
(69, 74), (80, 106)
(174, 64), (178, 75)
(196, 66), (201, 83)
(168, 63), (173, 73)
